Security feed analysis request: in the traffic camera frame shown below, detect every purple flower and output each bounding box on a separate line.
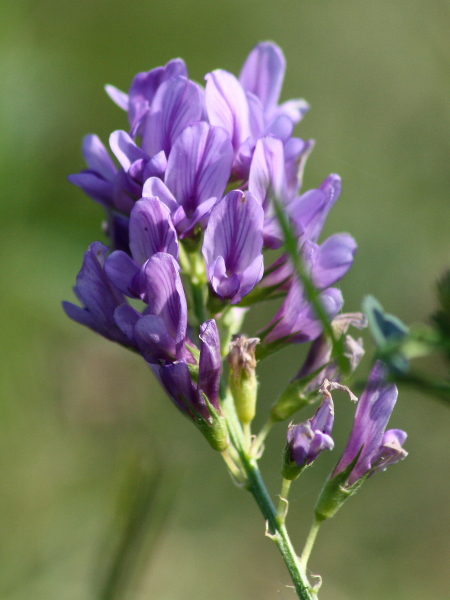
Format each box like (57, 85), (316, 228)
(105, 58), (189, 136)
(142, 75), (204, 158)
(104, 196), (179, 298)
(63, 242), (130, 346)
(68, 134), (117, 208)
(295, 313), (367, 394)
(203, 190), (264, 304)
(114, 253), (191, 364)
(239, 41), (309, 129)
(205, 42), (310, 179)
(282, 397), (335, 479)
(164, 122), (234, 235)
(248, 135), (288, 248)
(287, 174), (342, 244)
(334, 361), (407, 485)
(157, 319), (229, 452)
(198, 320), (223, 409)
(263, 280), (344, 345)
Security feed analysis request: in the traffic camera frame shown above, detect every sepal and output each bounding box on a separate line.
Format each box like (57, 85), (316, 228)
(193, 394), (230, 452)
(314, 450), (364, 521)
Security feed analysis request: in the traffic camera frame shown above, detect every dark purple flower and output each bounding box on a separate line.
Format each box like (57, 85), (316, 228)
(282, 397), (334, 479)
(263, 281), (344, 345)
(114, 253), (190, 363)
(202, 190), (264, 304)
(158, 321), (229, 452)
(63, 242), (130, 346)
(160, 361), (210, 419)
(155, 320), (222, 414)
(198, 320), (222, 409)
(334, 361), (407, 485)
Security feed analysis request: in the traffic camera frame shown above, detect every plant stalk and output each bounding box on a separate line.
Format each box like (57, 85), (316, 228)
(240, 453), (314, 600)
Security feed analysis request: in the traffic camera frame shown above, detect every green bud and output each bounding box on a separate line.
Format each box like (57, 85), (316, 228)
(228, 335), (259, 425)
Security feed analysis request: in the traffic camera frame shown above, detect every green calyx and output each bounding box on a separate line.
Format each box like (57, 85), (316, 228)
(193, 395), (230, 453)
(281, 442), (306, 481)
(314, 451), (365, 521)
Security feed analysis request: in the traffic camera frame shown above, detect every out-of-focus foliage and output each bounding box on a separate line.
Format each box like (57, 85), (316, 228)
(1, 1), (450, 599)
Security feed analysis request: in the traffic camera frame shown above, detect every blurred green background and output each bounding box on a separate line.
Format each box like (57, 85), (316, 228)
(1, 1), (450, 599)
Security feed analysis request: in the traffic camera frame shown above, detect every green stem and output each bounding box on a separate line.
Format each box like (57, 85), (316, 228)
(243, 422), (252, 452)
(300, 516), (323, 569)
(191, 280), (207, 326)
(251, 417), (274, 456)
(277, 478), (292, 523)
(240, 453), (314, 600)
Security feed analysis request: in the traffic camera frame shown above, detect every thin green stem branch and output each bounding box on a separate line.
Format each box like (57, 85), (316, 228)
(239, 453), (314, 600)
(251, 418), (274, 456)
(300, 516), (323, 569)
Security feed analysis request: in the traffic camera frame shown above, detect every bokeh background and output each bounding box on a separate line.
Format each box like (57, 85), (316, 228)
(1, 1), (450, 599)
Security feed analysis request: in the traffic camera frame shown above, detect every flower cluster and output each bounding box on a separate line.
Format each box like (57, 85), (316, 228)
(65, 43), (409, 592)
(65, 41), (357, 446)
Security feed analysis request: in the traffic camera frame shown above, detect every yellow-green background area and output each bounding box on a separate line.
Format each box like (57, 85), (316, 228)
(1, 1), (450, 599)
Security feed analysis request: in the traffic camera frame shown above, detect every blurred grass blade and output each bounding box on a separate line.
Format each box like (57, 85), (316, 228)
(95, 450), (179, 600)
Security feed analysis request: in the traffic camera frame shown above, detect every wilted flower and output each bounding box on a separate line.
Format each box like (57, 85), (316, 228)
(228, 335), (260, 424)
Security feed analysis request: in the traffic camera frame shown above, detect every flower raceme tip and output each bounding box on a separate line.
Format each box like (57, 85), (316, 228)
(65, 41), (358, 447)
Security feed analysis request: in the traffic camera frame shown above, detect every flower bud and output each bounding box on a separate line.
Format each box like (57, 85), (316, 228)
(228, 335), (259, 425)
(281, 397), (334, 480)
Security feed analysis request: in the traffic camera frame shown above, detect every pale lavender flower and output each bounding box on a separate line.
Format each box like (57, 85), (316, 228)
(205, 41), (310, 179)
(259, 174), (350, 291)
(239, 41), (309, 129)
(334, 361), (407, 485)
(163, 122), (234, 235)
(248, 135), (287, 248)
(105, 58), (188, 136)
(203, 190), (264, 304)
(142, 76), (204, 157)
